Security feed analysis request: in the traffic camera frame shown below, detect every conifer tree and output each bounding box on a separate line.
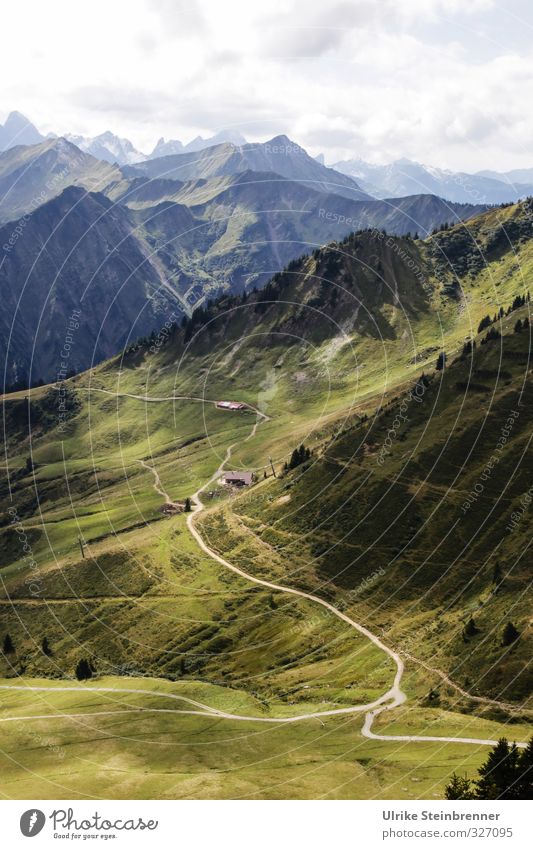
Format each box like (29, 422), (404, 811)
(475, 739), (520, 800)
(501, 621), (520, 646)
(2, 633), (14, 654)
(445, 773), (474, 799)
(75, 658), (94, 681)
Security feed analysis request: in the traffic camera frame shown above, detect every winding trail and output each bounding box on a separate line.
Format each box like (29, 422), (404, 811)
(139, 458), (176, 505)
(1, 393), (527, 748)
(400, 650), (532, 715)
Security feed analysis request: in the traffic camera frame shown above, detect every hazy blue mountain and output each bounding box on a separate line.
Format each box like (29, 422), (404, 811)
(0, 111), (44, 151)
(477, 166), (533, 186)
(333, 157), (533, 204)
(150, 138), (186, 157)
(149, 129), (247, 159)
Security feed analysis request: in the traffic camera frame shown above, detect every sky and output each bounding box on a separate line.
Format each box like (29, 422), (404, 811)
(1, 0), (533, 171)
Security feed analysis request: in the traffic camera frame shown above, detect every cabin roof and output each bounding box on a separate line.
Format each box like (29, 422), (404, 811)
(223, 471), (253, 484)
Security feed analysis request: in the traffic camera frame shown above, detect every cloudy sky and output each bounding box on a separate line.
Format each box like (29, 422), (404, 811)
(1, 0), (532, 170)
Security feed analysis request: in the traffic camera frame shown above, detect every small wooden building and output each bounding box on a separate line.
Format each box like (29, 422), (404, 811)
(222, 471), (254, 487)
(216, 401), (245, 410)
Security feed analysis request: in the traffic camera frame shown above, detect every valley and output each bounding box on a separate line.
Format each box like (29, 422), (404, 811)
(1, 199), (532, 799)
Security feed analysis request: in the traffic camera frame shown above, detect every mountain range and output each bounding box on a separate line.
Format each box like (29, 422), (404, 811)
(333, 157), (533, 204)
(0, 133), (487, 385)
(7, 111), (533, 386)
(3, 112), (533, 203)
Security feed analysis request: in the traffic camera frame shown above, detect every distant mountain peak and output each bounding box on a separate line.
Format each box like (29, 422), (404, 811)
(0, 111), (44, 151)
(64, 131), (146, 165)
(266, 133), (294, 146)
(149, 130), (247, 159)
(5, 110), (31, 124)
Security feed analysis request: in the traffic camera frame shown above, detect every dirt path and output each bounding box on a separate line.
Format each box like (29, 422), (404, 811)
(139, 458), (177, 505)
(81, 386), (268, 420)
(399, 650), (532, 714)
(1, 396), (526, 747)
(181, 406), (525, 746)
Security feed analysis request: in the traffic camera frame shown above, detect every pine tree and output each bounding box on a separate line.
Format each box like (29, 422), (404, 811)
(42, 636), (52, 656)
(436, 351), (447, 371)
(502, 621), (520, 646)
(514, 319), (523, 333)
(75, 658), (93, 681)
(475, 738), (520, 799)
(184, 497), (191, 512)
(514, 738), (533, 800)
(463, 616), (478, 638)
(445, 773), (475, 799)
(2, 633), (14, 654)
(288, 444), (310, 470)
(492, 561), (503, 590)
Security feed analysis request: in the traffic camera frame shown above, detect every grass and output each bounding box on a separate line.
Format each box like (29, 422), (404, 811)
(0, 676), (529, 800)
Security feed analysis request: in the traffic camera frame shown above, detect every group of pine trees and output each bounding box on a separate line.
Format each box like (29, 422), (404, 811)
(457, 292), (531, 358)
(283, 444), (311, 473)
(461, 339), (476, 357)
(461, 618), (520, 646)
(514, 316), (530, 333)
(480, 326), (502, 345)
(445, 737), (532, 799)
(477, 292), (530, 335)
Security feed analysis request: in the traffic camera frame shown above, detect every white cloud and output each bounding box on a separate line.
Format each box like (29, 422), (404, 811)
(0, 0), (531, 170)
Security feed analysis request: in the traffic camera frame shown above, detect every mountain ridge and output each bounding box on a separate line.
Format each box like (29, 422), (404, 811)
(334, 156), (533, 204)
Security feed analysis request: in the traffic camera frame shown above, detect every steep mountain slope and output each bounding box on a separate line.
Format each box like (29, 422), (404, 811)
(334, 157), (533, 204)
(0, 111), (44, 151)
(128, 135), (371, 201)
(216, 321), (532, 703)
(0, 138), (121, 223)
(0, 186), (179, 385)
(124, 172), (487, 295)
